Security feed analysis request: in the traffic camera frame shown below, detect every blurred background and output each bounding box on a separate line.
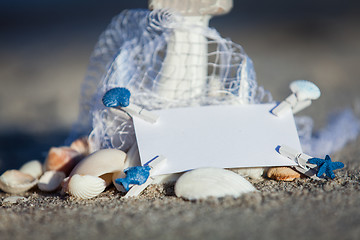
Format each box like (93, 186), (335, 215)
(1, 0), (360, 172)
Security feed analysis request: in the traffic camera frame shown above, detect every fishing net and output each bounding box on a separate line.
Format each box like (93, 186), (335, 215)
(69, 9), (272, 151)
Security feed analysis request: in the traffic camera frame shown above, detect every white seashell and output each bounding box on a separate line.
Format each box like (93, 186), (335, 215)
(67, 174), (106, 199)
(69, 149), (126, 177)
(0, 170), (38, 194)
(175, 168), (257, 200)
(230, 167), (266, 180)
(63, 149), (126, 194)
(38, 171), (66, 192)
(19, 160), (43, 179)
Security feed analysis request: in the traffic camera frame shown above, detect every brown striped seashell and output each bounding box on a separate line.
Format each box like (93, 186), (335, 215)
(266, 167), (301, 181)
(0, 170), (37, 194)
(44, 147), (83, 175)
(70, 137), (91, 156)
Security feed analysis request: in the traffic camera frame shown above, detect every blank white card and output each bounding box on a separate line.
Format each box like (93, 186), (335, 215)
(133, 104), (302, 176)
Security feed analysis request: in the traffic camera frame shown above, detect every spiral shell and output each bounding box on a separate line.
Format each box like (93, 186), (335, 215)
(67, 174), (106, 199)
(175, 168), (257, 200)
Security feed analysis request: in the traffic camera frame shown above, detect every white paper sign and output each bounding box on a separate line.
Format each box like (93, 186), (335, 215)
(133, 104), (302, 176)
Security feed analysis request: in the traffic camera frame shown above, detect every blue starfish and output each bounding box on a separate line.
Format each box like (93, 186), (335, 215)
(102, 87), (131, 108)
(115, 165), (151, 191)
(307, 155), (344, 179)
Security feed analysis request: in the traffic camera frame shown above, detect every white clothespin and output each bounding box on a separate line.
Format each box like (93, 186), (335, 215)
(124, 155), (167, 198)
(272, 80), (321, 117)
(102, 87), (159, 124)
(277, 145), (320, 180)
(122, 103), (159, 124)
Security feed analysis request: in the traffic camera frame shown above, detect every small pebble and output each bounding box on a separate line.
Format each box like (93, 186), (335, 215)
(2, 196), (27, 204)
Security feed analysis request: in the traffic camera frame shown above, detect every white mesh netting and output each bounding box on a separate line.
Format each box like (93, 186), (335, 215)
(69, 9), (272, 151)
(69, 9), (360, 156)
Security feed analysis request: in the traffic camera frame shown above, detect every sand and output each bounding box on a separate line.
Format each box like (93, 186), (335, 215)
(1, 142), (360, 240)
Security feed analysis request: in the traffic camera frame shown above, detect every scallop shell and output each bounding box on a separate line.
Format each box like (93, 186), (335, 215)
(67, 174), (106, 199)
(19, 160), (43, 179)
(38, 171), (66, 192)
(70, 137), (90, 156)
(45, 147), (83, 175)
(175, 168), (257, 200)
(102, 87), (131, 108)
(0, 170), (38, 194)
(63, 149), (126, 194)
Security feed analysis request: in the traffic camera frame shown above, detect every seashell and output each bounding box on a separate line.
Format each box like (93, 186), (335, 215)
(44, 147), (83, 175)
(0, 170), (37, 194)
(290, 80), (321, 101)
(38, 170), (66, 192)
(175, 168), (257, 200)
(63, 149), (126, 194)
(267, 167), (301, 181)
(69, 149), (126, 177)
(102, 87), (131, 108)
(19, 160), (43, 179)
(70, 137), (90, 156)
(67, 174), (106, 199)
(230, 167), (266, 180)
(112, 142), (141, 192)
